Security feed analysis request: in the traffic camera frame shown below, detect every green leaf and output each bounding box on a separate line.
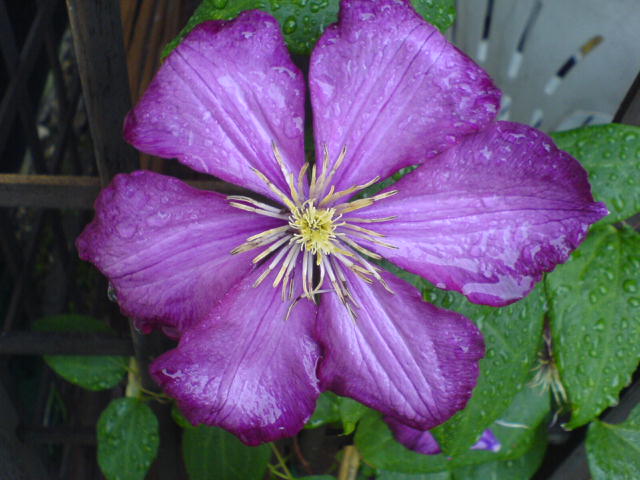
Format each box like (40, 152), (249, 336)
(306, 391), (341, 429)
(339, 397), (369, 435)
(171, 403), (195, 429)
(451, 425), (547, 480)
(378, 471), (452, 479)
(97, 398), (159, 480)
(164, 0), (455, 57)
(547, 225), (640, 428)
(495, 386), (550, 456)
(551, 124), (640, 224)
(380, 266), (544, 456)
(411, 0), (456, 32)
(587, 403), (640, 479)
(356, 411), (449, 473)
(182, 425), (271, 480)
(299, 477), (337, 480)
(433, 287), (546, 455)
(33, 314), (128, 391)
(355, 385), (549, 474)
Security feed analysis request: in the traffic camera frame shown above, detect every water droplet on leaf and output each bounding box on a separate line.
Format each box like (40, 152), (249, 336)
(623, 279), (638, 293)
(283, 16), (297, 34)
(612, 197), (625, 211)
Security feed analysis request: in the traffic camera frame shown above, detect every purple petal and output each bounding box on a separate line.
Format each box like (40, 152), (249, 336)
(76, 171), (284, 336)
(315, 269), (484, 430)
(384, 416), (441, 455)
(124, 11), (305, 201)
(309, 0), (500, 194)
(151, 265), (320, 445)
(385, 417), (501, 455)
(355, 121), (608, 306)
(472, 429), (501, 453)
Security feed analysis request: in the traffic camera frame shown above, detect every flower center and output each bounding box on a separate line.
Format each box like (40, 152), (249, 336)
(290, 202), (337, 258)
(228, 142), (398, 318)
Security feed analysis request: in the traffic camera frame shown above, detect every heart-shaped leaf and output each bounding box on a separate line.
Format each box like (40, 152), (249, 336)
(305, 391), (341, 429)
(587, 402), (640, 479)
(552, 124), (640, 224)
(182, 424), (271, 480)
(97, 398), (159, 480)
(34, 314), (128, 391)
(547, 225), (640, 428)
(164, 0), (456, 57)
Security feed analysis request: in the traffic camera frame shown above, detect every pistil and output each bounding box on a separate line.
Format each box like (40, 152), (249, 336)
(229, 143), (399, 316)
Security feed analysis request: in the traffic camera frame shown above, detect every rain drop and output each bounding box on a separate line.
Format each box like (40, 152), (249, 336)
(310, 0), (329, 13)
(612, 197), (625, 211)
(283, 16), (297, 34)
(212, 0), (228, 8)
(628, 297), (640, 308)
(623, 279), (638, 293)
(116, 222), (137, 239)
(107, 284), (118, 303)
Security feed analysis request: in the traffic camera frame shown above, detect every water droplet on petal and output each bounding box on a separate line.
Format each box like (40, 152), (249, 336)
(116, 222), (137, 239)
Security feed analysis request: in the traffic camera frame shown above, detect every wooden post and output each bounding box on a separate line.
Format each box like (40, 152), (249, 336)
(65, 0), (138, 182)
(614, 71), (640, 126)
(65, 2), (181, 478)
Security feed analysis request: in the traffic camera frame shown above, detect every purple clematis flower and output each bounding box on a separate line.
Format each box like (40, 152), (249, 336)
(76, 0), (607, 445)
(385, 416), (501, 455)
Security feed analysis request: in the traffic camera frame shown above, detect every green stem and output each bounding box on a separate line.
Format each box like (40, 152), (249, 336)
(125, 357), (142, 399)
(270, 443), (295, 480)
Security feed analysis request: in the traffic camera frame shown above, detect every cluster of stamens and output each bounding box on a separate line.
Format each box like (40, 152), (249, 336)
(228, 143), (398, 318)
